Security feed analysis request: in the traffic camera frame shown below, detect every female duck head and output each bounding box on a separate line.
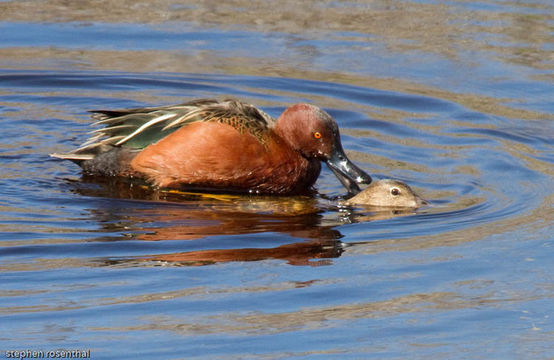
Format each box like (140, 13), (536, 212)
(345, 179), (428, 208)
(276, 103), (372, 193)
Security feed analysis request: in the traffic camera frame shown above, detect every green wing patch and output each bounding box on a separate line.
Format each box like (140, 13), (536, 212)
(53, 98), (275, 160)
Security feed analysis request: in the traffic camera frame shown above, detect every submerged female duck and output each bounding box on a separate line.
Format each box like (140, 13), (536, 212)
(51, 99), (371, 195)
(344, 179), (428, 208)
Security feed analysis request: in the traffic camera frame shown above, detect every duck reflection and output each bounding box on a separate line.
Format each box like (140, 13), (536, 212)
(140, 239), (344, 266)
(74, 177), (345, 265)
(71, 177), (424, 267)
(338, 207), (420, 224)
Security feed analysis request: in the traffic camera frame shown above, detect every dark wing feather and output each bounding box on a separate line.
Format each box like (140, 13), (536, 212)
(50, 98), (275, 162)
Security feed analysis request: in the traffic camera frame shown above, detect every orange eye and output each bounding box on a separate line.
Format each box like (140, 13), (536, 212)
(313, 132), (322, 139)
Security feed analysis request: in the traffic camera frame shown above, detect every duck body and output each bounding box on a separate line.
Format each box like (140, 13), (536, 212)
(52, 99), (371, 195)
(128, 121), (321, 194)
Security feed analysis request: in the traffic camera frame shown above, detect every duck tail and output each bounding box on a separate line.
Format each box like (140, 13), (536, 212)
(50, 152), (94, 165)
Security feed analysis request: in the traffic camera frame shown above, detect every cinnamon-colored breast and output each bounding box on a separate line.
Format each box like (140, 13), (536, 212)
(130, 121), (321, 194)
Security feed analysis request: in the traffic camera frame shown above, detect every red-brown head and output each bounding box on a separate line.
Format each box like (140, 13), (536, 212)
(276, 103), (372, 193)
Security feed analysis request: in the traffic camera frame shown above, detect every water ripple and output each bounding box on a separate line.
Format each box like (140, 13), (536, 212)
(0, 68), (552, 358)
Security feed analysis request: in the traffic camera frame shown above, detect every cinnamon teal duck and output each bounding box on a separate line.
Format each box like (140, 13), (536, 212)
(344, 179), (427, 208)
(51, 98), (372, 195)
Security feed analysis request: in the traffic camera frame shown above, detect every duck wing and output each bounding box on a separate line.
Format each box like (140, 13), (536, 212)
(51, 98), (274, 162)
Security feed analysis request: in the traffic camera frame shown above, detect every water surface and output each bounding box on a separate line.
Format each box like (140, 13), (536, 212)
(1, 0), (553, 359)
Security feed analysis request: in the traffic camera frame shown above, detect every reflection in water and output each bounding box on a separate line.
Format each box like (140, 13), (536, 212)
(112, 239), (344, 267)
(73, 176), (333, 238)
(339, 207), (420, 223)
(71, 178), (436, 267)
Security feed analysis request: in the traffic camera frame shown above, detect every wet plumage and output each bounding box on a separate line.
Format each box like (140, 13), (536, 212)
(344, 179), (428, 208)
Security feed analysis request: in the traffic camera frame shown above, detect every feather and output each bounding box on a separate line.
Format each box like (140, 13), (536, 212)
(55, 98), (275, 159)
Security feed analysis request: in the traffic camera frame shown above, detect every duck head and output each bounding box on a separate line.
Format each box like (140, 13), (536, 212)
(276, 104), (372, 194)
(345, 179), (428, 208)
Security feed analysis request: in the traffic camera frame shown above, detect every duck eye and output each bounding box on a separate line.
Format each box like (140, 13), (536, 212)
(313, 131), (322, 139)
(391, 187), (400, 196)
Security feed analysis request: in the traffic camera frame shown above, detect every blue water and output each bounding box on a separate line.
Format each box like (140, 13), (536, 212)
(1, 0), (553, 359)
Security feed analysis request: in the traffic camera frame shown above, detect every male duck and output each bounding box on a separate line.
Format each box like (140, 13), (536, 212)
(51, 98), (372, 195)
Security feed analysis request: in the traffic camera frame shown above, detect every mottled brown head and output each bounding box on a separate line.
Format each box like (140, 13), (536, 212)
(276, 103), (372, 193)
(345, 179), (428, 208)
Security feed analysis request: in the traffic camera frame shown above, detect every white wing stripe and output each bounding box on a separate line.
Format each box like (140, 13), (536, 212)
(114, 113), (176, 146)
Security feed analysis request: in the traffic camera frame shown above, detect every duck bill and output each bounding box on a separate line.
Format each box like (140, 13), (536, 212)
(416, 196), (429, 208)
(326, 145), (372, 194)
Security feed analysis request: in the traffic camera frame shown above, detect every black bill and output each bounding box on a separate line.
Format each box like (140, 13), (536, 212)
(326, 144), (372, 194)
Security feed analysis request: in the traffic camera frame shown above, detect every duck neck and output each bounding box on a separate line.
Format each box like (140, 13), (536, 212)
(274, 105), (311, 155)
(274, 119), (299, 153)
